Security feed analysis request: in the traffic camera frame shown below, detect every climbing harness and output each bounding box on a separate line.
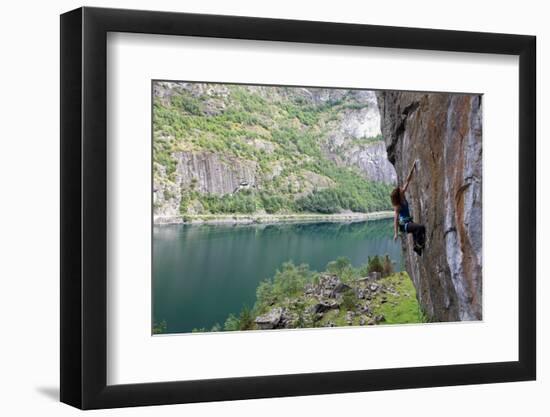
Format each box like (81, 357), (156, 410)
(399, 216), (413, 233)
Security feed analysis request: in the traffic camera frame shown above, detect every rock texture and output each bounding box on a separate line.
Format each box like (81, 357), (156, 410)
(153, 151), (260, 218)
(376, 91), (482, 321)
(175, 151), (258, 195)
(328, 140), (397, 184)
(324, 91), (397, 184)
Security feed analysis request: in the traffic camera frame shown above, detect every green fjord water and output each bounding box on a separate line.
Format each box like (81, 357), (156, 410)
(153, 218), (402, 334)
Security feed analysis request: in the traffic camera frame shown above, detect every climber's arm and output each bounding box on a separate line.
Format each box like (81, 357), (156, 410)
(402, 160), (417, 193)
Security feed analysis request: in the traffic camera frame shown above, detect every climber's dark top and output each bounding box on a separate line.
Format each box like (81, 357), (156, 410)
(398, 198), (412, 225)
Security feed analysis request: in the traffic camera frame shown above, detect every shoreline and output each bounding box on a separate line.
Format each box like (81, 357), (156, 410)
(154, 211), (394, 226)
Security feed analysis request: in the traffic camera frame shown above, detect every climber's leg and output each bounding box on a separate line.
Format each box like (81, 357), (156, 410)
(405, 222), (426, 252)
(416, 224), (426, 247)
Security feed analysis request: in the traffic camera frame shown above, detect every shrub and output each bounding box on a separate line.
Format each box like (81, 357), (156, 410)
(271, 262), (311, 300)
(326, 257), (352, 275)
(179, 192), (190, 215)
(326, 257), (356, 283)
(341, 291), (357, 311)
(152, 320), (167, 334)
(256, 280), (275, 310)
(210, 323), (222, 332)
(295, 180), (393, 214)
(238, 305), (255, 330)
(260, 192), (289, 214)
(191, 327), (207, 333)
(171, 94), (202, 115)
(202, 190), (259, 214)
(295, 188), (341, 213)
(224, 314), (240, 331)
(382, 254), (393, 277)
(366, 255), (384, 274)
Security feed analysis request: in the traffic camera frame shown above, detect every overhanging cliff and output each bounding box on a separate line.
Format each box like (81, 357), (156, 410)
(376, 91), (482, 321)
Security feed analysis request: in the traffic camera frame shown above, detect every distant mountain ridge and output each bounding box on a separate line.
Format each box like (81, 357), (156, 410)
(153, 82), (396, 222)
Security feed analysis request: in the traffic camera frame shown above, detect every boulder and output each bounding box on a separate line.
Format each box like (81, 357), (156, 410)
(368, 271), (382, 280)
(254, 307), (283, 330)
(329, 282), (352, 298)
(311, 300), (340, 314)
(346, 311), (355, 325)
(318, 274), (340, 289)
(374, 314), (385, 323)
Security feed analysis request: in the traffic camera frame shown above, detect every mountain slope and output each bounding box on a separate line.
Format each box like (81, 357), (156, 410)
(153, 82), (395, 221)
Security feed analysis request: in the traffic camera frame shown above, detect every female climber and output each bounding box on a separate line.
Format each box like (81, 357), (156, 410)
(391, 160), (426, 256)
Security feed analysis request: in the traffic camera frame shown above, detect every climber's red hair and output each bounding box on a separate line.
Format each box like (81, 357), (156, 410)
(390, 187), (402, 208)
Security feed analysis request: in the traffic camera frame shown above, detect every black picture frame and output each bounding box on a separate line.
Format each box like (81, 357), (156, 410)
(60, 6), (536, 410)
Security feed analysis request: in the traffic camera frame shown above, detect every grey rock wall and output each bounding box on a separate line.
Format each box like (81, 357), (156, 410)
(324, 91), (396, 184)
(376, 91), (482, 321)
(153, 152), (259, 219)
(175, 152), (258, 195)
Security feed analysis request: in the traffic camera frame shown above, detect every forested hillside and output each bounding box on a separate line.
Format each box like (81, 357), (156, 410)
(153, 82), (396, 222)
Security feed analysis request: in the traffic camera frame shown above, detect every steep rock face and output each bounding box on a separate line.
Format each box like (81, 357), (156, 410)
(337, 95), (381, 140)
(175, 152), (258, 195)
(153, 151), (259, 218)
(330, 140), (397, 185)
(324, 91), (397, 184)
(376, 91), (482, 321)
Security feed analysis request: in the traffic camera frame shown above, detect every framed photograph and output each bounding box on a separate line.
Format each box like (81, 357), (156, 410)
(60, 6), (536, 409)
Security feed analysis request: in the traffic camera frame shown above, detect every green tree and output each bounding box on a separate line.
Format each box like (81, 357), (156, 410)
(382, 254), (394, 277)
(366, 255), (384, 274)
